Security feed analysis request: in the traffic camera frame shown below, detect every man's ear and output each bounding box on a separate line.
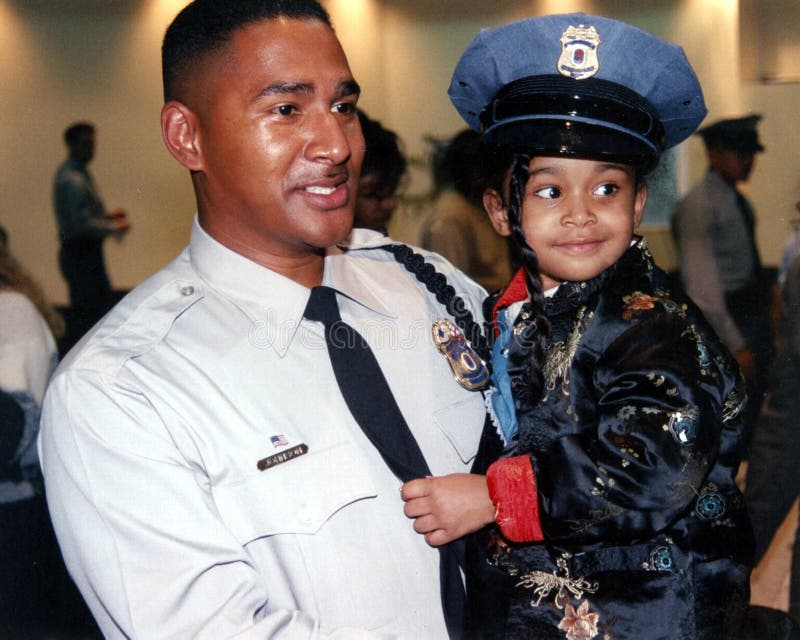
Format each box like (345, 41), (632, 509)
(161, 101), (203, 172)
(483, 188), (512, 237)
(633, 181), (648, 229)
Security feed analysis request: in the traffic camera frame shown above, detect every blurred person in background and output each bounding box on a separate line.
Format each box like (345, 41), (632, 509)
(419, 129), (513, 293)
(353, 109), (407, 233)
(671, 115), (772, 452)
(745, 247), (800, 626)
(0, 228), (95, 637)
(53, 122), (131, 326)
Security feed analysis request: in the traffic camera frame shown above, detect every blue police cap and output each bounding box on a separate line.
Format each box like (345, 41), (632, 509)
(449, 13), (707, 170)
(697, 114), (764, 153)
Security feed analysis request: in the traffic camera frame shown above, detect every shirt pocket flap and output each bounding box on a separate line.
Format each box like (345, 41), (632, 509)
(213, 441), (378, 544)
(433, 395), (485, 464)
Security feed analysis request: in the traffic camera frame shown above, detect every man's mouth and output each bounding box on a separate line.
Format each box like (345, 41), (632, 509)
(304, 185), (338, 196)
(297, 176), (351, 210)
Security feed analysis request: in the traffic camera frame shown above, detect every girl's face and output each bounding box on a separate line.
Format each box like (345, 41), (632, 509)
(485, 156), (647, 290)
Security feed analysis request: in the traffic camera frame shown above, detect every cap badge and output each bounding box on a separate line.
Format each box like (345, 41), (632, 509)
(432, 319), (489, 391)
(558, 24), (601, 80)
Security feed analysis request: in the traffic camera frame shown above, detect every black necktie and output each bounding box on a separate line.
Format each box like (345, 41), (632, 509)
(303, 285), (468, 639)
(735, 189), (762, 275)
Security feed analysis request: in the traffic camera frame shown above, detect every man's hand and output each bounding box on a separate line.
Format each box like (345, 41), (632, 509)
(401, 473), (495, 547)
(733, 346), (755, 380)
(107, 208), (131, 234)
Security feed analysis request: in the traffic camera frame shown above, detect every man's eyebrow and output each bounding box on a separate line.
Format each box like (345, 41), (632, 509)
(338, 80), (361, 98)
(257, 82), (315, 98)
(255, 79), (360, 101)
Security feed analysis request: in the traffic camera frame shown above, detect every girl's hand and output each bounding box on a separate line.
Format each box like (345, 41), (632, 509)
(401, 473), (495, 546)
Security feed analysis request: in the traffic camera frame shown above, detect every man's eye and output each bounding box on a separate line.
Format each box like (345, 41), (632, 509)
(593, 183), (619, 196)
(534, 186), (560, 199)
(275, 104), (296, 116)
(334, 102), (356, 115)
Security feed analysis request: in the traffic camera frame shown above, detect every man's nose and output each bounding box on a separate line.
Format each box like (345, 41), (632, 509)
(306, 112), (352, 165)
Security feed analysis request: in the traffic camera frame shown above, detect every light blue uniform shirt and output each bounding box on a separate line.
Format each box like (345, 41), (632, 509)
(40, 219), (487, 639)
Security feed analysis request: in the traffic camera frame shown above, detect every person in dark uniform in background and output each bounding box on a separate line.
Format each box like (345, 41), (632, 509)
(53, 122), (131, 323)
(671, 115), (772, 451)
(352, 108), (407, 233)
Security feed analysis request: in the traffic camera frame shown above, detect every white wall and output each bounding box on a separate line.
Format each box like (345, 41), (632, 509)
(0, 0), (192, 305)
(0, 0), (797, 304)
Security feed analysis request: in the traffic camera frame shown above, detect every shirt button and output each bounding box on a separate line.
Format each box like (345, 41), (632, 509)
(180, 286), (195, 296)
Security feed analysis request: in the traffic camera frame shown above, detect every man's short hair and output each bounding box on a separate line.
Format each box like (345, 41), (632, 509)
(162, 0), (333, 103)
(64, 122), (95, 147)
(357, 110), (407, 196)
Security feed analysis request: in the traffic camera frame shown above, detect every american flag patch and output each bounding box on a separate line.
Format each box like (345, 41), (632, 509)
(270, 434), (289, 448)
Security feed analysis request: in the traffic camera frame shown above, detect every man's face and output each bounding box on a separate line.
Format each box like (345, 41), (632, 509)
(354, 172), (400, 231)
(71, 131), (95, 164)
(709, 147), (756, 183)
(189, 18), (365, 262)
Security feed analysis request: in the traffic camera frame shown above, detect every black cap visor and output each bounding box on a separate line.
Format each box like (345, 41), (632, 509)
(484, 118), (660, 172)
(480, 75), (665, 171)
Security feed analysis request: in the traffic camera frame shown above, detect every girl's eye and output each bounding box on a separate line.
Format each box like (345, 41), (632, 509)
(593, 183), (619, 196)
(534, 186), (560, 199)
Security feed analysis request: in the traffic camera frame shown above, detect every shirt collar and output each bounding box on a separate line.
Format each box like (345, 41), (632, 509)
(65, 157), (89, 173)
(188, 218), (397, 355)
(323, 228), (397, 320)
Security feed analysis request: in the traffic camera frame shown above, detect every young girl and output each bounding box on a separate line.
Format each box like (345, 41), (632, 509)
(402, 13), (753, 640)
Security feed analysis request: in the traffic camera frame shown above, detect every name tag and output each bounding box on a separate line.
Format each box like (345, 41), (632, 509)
(257, 443), (309, 471)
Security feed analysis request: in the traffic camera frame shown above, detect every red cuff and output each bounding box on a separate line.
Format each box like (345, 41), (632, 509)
(486, 455), (544, 543)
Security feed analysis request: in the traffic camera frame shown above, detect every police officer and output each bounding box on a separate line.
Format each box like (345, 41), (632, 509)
(39, 2), (487, 638)
(671, 115), (772, 450)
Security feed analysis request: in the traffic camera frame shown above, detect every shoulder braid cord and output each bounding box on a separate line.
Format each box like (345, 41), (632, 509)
(383, 243), (492, 367)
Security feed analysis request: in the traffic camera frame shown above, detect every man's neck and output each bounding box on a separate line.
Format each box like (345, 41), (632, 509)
(710, 167), (738, 186)
(198, 218), (327, 288)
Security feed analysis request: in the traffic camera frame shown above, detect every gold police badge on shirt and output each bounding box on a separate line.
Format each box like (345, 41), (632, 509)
(558, 24), (601, 79)
(432, 319), (489, 391)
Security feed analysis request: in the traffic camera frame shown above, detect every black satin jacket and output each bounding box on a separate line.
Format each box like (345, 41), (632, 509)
(470, 239), (754, 640)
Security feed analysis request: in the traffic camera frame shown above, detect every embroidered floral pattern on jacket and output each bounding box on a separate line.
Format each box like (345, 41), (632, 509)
(722, 376), (747, 422)
(621, 291), (658, 320)
(558, 600), (600, 640)
(666, 406), (700, 447)
(695, 484), (727, 521)
(485, 531), (519, 576)
(543, 306), (592, 399)
(516, 556), (599, 609)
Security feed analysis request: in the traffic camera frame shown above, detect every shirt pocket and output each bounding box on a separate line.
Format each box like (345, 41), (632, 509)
(210, 441), (401, 632)
(432, 394), (485, 465)
(212, 440), (378, 542)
